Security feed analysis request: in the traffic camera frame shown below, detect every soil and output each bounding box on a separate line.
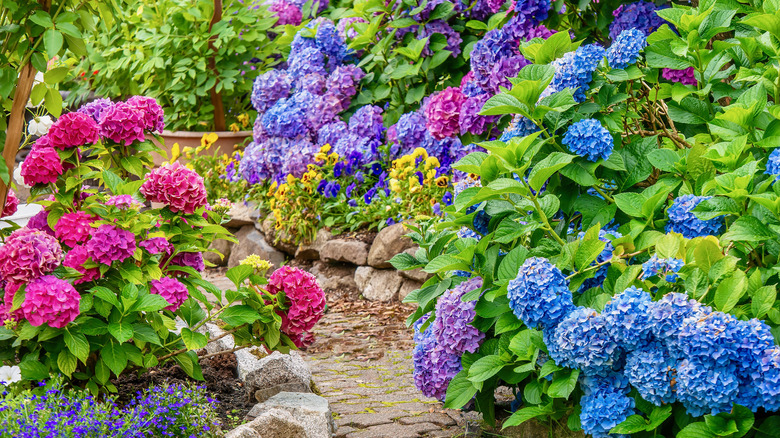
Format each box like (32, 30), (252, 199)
(113, 351), (252, 429)
(328, 228), (377, 244)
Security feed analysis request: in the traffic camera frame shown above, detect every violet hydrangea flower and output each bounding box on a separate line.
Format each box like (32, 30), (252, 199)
(86, 224), (136, 265)
(77, 98), (113, 122)
(99, 101), (146, 145)
(0, 227), (62, 283)
(431, 277), (485, 355)
(251, 70), (292, 112)
(662, 67), (697, 86)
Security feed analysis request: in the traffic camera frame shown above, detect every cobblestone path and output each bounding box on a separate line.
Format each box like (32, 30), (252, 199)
(303, 300), (472, 438)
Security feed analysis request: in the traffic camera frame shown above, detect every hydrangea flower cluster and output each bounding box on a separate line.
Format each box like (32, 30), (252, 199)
(606, 28), (647, 69)
(548, 307), (621, 376)
(140, 162), (208, 214)
(0, 228), (62, 283)
(268, 0), (302, 25)
(63, 244), (101, 284)
(562, 119), (614, 162)
(579, 373), (635, 438)
(412, 315), (463, 401)
(20, 275), (81, 328)
(507, 257), (574, 329)
(47, 112), (100, 150)
(431, 277), (485, 355)
(99, 101), (146, 145)
(665, 195), (724, 238)
(641, 255), (684, 282)
(86, 224), (136, 265)
(55, 211), (96, 248)
(266, 266), (326, 347)
(766, 148), (780, 180)
(608, 1), (667, 39)
(662, 67), (697, 86)
(150, 277), (189, 312)
(547, 44), (606, 102)
(20, 146), (63, 185)
(1, 189), (18, 218)
(425, 87), (466, 140)
(77, 98), (113, 122)
(513, 0), (550, 23)
(126, 95), (165, 133)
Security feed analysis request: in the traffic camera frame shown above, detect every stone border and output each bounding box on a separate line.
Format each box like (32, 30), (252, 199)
(210, 206), (428, 303)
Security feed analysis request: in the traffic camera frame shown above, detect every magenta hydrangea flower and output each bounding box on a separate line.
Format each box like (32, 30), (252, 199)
(269, 0), (302, 26)
(266, 266), (326, 345)
(425, 87), (466, 140)
(20, 147), (63, 185)
(31, 134), (52, 150)
(105, 194), (143, 210)
(140, 237), (173, 256)
(21, 275), (80, 328)
(47, 112), (100, 150)
(337, 17), (367, 40)
(1, 189), (18, 218)
(662, 67), (697, 86)
(27, 209), (54, 236)
(140, 162), (208, 214)
(86, 224), (136, 265)
(150, 277), (189, 312)
(55, 211), (96, 248)
(168, 252), (205, 275)
(77, 98), (113, 122)
(0, 228), (62, 283)
(431, 277), (485, 355)
(99, 101), (146, 145)
(1, 281), (23, 321)
(63, 245), (101, 284)
(126, 96), (165, 132)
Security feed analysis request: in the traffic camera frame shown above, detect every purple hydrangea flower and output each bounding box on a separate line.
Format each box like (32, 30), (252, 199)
(459, 94), (498, 135)
(77, 98), (113, 122)
(251, 70), (292, 112)
(419, 20), (462, 58)
(318, 121), (350, 147)
(349, 105), (384, 140)
(86, 224), (136, 265)
(412, 316), (463, 401)
(431, 277), (484, 355)
(662, 67), (697, 86)
(609, 1), (667, 40)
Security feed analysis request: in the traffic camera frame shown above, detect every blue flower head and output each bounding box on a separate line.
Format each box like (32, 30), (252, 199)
(562, 119), (614, 162)
(514, 0), (551, 24)
(602, 286), (655, 351)
(548, 44), (605, 102)
(607, 28), (647, 69)
(500, 115), (539, 142)
(666, 195), (724, 238)
(548, 307), (621, 376)
(641, 255), (685, 282)
(473, 210), (490, 235)
(579, 372), (635, 438)
(507, 257), (575, 329)
(625, 342), (677, 405)
(609, 1), (667, 40)
(765, 148), (780, 180)
(650, 292), (711, 357)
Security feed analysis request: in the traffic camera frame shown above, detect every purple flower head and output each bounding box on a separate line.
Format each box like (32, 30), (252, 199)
(609, 1), (667, 40)
(126, 95), (165, 133)
(99, 101), (146, 145)
(459, 94), (498, 135)
(77, 98), (113, 122)
(419, 21), (462, 58)
(662, 67), (697, 86)
(0, 228), (62, 283)
(140, 237), (174, 256)
(281, 136), (317, 178)
(513, 0), (550, 24)
(251, 70), (292, 112)
(169, 251), (205, 275)
(268, 0), (302, 26)
(288, 47), (327, 88)
(318, 121), (350, 147)
(326, 65), (365, 109)
(262, 97), (308, 138)
(349, 105), (384, 140)
(396, 112), (428, 153)
(431, 277), (484, 355)
(425, 87), (466, 140)
(86, 224), (136, 265)
(412, 315), (462, 401)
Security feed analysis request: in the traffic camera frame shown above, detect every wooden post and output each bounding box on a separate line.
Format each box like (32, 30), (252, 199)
(208, 0), (226, 131)
(0, 64), (37, 211)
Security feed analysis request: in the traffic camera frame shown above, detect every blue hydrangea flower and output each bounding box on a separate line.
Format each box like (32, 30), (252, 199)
(579, 372), (635, 438)
(676, 357), (740, 417)
(666, 195), (724, 238)
(431, 277), (484, 355)
(609, 1), (667, 40)
(734, 319), (777, 410)
(473, 210), (490, 235)
(514, 0), (550, 24)
(602, 286), (655, 351)
(641, 255), (685, 282)
(578, 228), (621, 291)
(288, 47), (328, 87)
(262, 97), (309, 138)
(507, 257), (575, 330)
(457, 226), (481, 240)
(607, 28), (647, 69)
(500, 115), (539, 142)
(562, 119), (614, 162)
(317, 121), (349, 147)
(765, 148), (780, 180)
(548, 44), (605, 102)
(650, 292), (711, 357)
(756, 348), (780, 411)
(251, 70), (292, 112)
(239, 140), (284, 183)
(625, 342), (676, 405)
(396, 112), (428, 152)
(281, 136), (317, 178)
(547, 307), (621, 375)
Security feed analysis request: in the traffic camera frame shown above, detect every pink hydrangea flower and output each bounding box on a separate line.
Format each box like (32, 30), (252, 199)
(55, 211), (96, 248)
(21, 275), (80, 328)
(99, 101), (146, 145)
(662, 67), (697, 86)
(63, 245), (101, 284)
(424, 87), (466, 140)
(47, 112), (100, 150)
(105, 194), (143, 210)
(0, 228), (62, 283)
(32, 134), (52, 149)
(167, 252), (204, 276)
(140, 237), (173, 256)
(269, 0), (302, 26)
(1, 281), (23, 322)
(1, 190), (18, 218)
(140, 162), (208, 214)
(150, 277), (189, 311)
(20, 147), (63, 185)
(27, 209), (54, 236)
(126, 96), (165, 132)
(266, 266), (326, 345)
(86, 224), (136, 265)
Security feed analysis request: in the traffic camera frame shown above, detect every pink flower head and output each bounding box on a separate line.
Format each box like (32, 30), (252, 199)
(140, 162), (208, 214)
(424, 87), (466, 140)
(63, 245), (101, 284)
(55, 211), (96, 248)
(140, 237), (174, 256)
(47, 112), (100, 150)
(27, 209), (54, 236)
(662, 67), (697, 86)
(266, 266), (326, 340)
(21, 275), (80, 328)
(1, 281), (22, 320)
(168, 252), (205, 276)
(99, 101), (146, 145)
(2, 190), (19, 218)
(32, 134), (52, 150)
(269, 0), (302, 26)
(20, 147), (63, 186)
(86, 224), (136, 265)
(105, 195), (143, 210)
(150, 277), (189, 312)
(0, 228), (62, 283)
(126, 96), (165, 133)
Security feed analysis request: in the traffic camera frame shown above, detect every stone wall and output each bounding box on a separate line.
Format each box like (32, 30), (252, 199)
(209, 206), (427, 302)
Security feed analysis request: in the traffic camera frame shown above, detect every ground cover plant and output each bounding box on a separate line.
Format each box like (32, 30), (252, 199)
(391, 0), (780, 436)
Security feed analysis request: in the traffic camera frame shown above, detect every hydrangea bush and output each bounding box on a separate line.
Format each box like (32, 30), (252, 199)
(392, 0), (780, 436)
(0, 98), (325, 393)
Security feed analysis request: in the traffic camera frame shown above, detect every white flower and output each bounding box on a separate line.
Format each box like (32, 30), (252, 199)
(13, 166), (29, 189)
(0, 366), (22, 385)
(27, 115), (53, 137)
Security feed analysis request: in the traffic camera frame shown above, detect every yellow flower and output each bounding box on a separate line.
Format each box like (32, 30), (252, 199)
(409, 176), (421, 193)
(287, 174), (296, 185)
(229, 123), (240, 133)
(182, 146), (194, 159)
(237, 113), (250, 127)
(424, 156), (440, 169)
(435, 175), (449, 187)
(319, 144), (331, 153)
(185, 163), (194, 170)
(314, 152), (327, 162)
(412, 147), (428, 159)
(240, 255), (271, 275)
(389, 169), (398, 179)
(201, 132), (219, 149)
(327, 153), (339, 164)
(168, 143), (181, 163)
(390, 179), (401, 192)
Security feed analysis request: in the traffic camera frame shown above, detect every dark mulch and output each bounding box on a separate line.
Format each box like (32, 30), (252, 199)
(113, 352), (252, 429)
(329, 228), (377, 244)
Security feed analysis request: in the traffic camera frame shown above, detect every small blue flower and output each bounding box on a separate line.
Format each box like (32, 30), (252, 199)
(766, 148), (780, 180)
(562, 119), (614, 162)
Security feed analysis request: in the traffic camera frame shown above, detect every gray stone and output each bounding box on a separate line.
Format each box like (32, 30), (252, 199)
(244, 351), (313, 397)
(261, 214), (298, 255)
(204, 323), (236, 355)
(255, 381), (312, 403)
(224, 203), (260, 228)
(321, 239), (370, 266)
(227, 225), (285, 269)
(296, 229), (333, 260)
(236, 348), (269, 382)
(310, 261), (358, 292)
(224, 425), (258, 438)
(367, 223), (414, 269)
(204, 238), (233, 267)
(354, 266), (403, 302)
(242, 407), (307, 437)
(398, 279), (423, 301)
(250, 392), (336, 438)
(397, 247), (430, 283)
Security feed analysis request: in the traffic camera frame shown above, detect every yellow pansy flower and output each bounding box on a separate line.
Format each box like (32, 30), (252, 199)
(168, 143), (181, 163)
(237, 113), (250, 127)
(412, 147), (428, 159)
(424, 156), (440, 169)
(201, 132), (219, 148)
(435, 175), (449, 187)
(319, 144), (331, 153)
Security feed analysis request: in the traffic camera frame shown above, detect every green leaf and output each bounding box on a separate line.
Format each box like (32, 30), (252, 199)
(131, 294), (170, 312)
(221, 305), (262, 326)
(57, 350), (77, 377)
(677, 423), (717, 438)
(43, 67), (69, 85)
(575, 239), (607, 271)
(44, 87), (62, 117)
(108, 321), (134, 343)
(173, 350), (204, 381)
(467, 355), (506, 383)
(722, 216), (776, 242)
(685, 268), (710, 298)
(43, 29), (63, 57)
(503, 406), (550, 428)
(91, 286), (120, 308)
(19, 360), (49, 381)
(547, 368), (580, 399)
(752, 285), (776, 319)
(64, 329), (90, 363)
(226, 264), (254, 288)
(656, 234), (681, 259)
(614, 192), (646, 217)
(497, 245), (529, 280)
(444, 371), (478, 409)
(181, 328), (208, 350)
(610, 415), (650, 434)
(495, 313), (524, 334)
(645, 42), (692, 69)
(648, 149), (679, 172)
(423, 254), (470, 273)
(714, 270), (748, 313)
(647, 405), (673, 429)
(528, 152), (575, 192)
(101, 340), (128, 376)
